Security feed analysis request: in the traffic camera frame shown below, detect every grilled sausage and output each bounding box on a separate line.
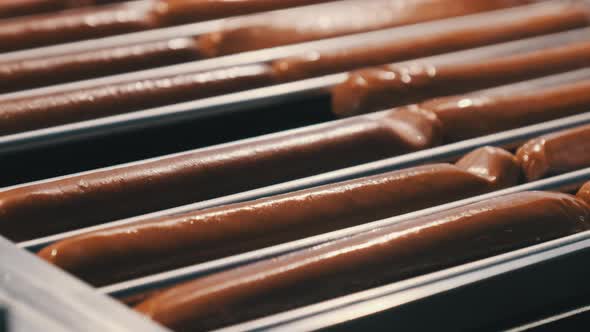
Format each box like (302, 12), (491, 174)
(198, 0), (533, 57)
(0, 0), (531, 91)
(3, 3), (586, 133)
(517, 124), (590, 181)
(0, 37), (203, 93)
(38, 146), (519, 285)
(272, 3), (590, 82)
(0, 107), (442, 241)
(0, 0), (333, 52)
(331, 42), (590, 117)
(423, 79), (590, 142)
(134, 191), (590, 331)
(0, 64), (274, 134)
(577, 181), (590, 204)
(0, 0), (87, 19)
(0, 2), (160, 52)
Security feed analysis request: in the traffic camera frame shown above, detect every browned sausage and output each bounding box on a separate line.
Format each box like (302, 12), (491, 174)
(38, 146), (520, 285)
(421, 79), (590, 143)
(517, 124), (590, 181)
(0, 0), (334, 52)
(198, 0), (533, 57)
(3, 5), (587, 134)
(0, 0), (96, 19)
(0, 64), (275, 135)
(0, 37), (203, 93)
(272, 4), (590, 82)
(0, 107), (442, 241)
(331, 42), (590, 118)
(158, 0), (339, 26)
(577, 181), (590, 205)
(0, 0), (532, 91)
(134, 191), (590, 331)
(0, 2), (161, 53)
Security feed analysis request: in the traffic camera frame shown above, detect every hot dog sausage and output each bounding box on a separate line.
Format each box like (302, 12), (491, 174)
(422, 79), (590, 142)
(331, 42), (590, 117)
(577, 181), (590, 205)
(0, 37), (203, 93)
(517, 124), (590, 181)
(134, 191), (590, 331)
(198, 0), (532, 57)
(4, 5), (587, 134)
(272, 4), (590, 82)
(0, 0), (333, 52)
(0, 2), (160, 52)
(0, 0), (531, 91)
(0, 107), (442, 241)
(38, 146), (519, 285)
(0, 64), (274, 135)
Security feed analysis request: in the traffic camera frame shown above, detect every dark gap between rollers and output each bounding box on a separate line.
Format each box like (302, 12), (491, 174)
(0, 95), (333, 187)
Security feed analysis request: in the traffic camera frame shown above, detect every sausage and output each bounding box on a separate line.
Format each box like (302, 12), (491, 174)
(0, 37), (203, 93)
(38, 146), (520, 285)
(4, 5), (588, 133)
(0, 64), (274, 135)
(158, 0), (337, 26)
(517, 124), (590, 181)
(0, 2), (161, 53)
(0, 0), (530, 91)
(331, 42), (590, 118)
(198, 0), (532, 57)
(421, 79), (590, 143)
(0, 0), (96, 19)
(0, 107), (442, 241)
(577, 181), (590, 205)
(0, 1), (134, 20)
(134, 191), (590, 331)
(272, 4), (590, 82)
(0, 0), (333, 52)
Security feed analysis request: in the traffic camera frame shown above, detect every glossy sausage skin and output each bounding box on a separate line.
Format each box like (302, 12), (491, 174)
(332, 42), (590, 117)
(0, 0), (526, 90)
(0, 37), (202, 93)
(423, 79), (590, 143)
(198, 0), (531, 57)
(159, 0), (334, 26)
(0, 0), (333, 52)
(0, 64), (274, 135)
(517, 124), (590, 181)
(0, 2), (160, 52)
(0, 108), (442, 241)
(577, 181), (590, 205)
(272, 4), (590, 82)
(0, 1), (134, 19)
(38, 146), (519, 285)
(0, 0), (92, 19)
(134, 191), (590, 331)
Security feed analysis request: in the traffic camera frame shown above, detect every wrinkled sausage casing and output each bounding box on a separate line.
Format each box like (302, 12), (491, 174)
(134, 191), (590, 331)
(38, 146), (520, 286)
(517, 124), (590, 181)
